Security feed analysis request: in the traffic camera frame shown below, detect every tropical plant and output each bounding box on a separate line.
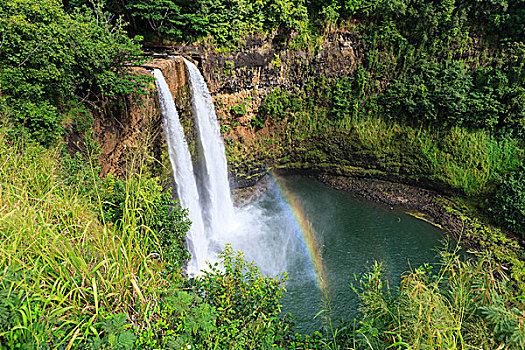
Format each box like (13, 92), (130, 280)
(0, 0), (143, 145)
(352, 246), (525, 349)
(492, 165), (525, 237)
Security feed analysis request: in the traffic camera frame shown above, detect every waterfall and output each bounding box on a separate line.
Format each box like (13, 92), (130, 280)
(153, 69), (207, 275)
(183, 58), (235, 237)
(181, 59), (289, 277)
(156, 59), (288, 277)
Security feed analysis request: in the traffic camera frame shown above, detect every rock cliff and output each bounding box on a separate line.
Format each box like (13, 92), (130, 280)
(93, 31), (444, 192)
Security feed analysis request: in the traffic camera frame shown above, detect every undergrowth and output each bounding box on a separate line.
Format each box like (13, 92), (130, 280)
(0, 128), (291, 349)
(0, 130), (174, 345)
(352, 243), (525, 349)
(0, 127), (524, 349)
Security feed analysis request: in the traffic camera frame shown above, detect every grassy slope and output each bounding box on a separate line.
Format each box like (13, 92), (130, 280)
(226, 95), (522, 197)
(0, 131), (169, 344)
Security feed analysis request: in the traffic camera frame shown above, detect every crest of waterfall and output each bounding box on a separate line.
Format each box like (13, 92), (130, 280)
(153, 69), (207, 275)
(183, 58), (235, 236)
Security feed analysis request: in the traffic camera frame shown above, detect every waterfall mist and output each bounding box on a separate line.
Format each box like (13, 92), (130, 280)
(155, 60), (296, 277)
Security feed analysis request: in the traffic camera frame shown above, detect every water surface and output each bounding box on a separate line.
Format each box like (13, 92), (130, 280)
(225, 175), (444, 333)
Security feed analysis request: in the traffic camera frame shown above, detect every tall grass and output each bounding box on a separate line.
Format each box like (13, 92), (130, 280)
(354, 244), (525, 349)
(0, 131), (166, 344)
(419, 126), (521, 195)
(351, 113), (400, 152)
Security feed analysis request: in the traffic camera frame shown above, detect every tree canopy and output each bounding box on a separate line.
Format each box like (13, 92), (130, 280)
(0, 0), (142, 145)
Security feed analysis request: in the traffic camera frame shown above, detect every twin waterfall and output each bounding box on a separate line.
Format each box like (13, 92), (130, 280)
(153, 59), (236, 275)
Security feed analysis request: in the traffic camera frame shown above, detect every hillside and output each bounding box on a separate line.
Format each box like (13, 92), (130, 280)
(0, 0), (524, 348)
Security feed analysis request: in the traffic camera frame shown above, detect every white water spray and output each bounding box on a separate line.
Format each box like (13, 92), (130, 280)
(156, 60), (293, 276)
(183, 58), (235, 236)
(153, 69), (207, 275)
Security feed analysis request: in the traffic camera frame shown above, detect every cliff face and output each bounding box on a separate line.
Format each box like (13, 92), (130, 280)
(168, 31), (368, 187)
(177, 31), (358, 94)
(93, 31), (440, 191)
(174, 31), (358, 129)
(93, 66), (160, 177)
(92, 57), (193, 187)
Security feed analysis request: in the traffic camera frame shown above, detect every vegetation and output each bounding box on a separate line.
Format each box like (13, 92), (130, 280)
(0, 0), (145, 146)
(0, 129), (290, 348)
(2, 123), (524, 350)
(0, 0), (524, 348)
(492, 166), (525, 238)
(0, 129), (181, 345)
(250, 74), (522, 197)
(64, 0), (309, 45)
(137, 247), (288, 349)
(352, 245), (525, 349)
(221, 0), (525, 237)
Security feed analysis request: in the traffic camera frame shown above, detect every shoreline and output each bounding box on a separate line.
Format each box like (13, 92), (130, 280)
(315, 174), (463, 238)
(233, 169), (523, 251)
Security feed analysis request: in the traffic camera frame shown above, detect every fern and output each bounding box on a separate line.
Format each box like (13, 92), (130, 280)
(480, 302), (525, 349)
(92, 314), (136, 350)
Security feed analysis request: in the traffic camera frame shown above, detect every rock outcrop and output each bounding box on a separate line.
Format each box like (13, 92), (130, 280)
(92, 57), (193, 185)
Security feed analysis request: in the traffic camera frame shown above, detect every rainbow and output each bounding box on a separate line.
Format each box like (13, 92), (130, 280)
(273, 174), (327, 291)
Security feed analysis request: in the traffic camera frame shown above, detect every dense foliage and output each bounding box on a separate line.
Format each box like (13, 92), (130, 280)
(65, 0), (309, 44)
(352, 247), (525, 349)
(0, 0), (144, 145)
(380, 62), (525, 133)
(492, 165), (525, 236)
(62, 0), (525, 47)
(136, 247), (288, 349)
(298, 0), (524, 47)
(241, 0), (525, 235)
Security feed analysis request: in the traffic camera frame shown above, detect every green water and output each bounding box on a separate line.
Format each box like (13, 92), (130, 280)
(247, 176), (444, 333)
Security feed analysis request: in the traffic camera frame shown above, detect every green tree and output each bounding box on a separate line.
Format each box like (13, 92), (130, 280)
(492, 166), (525, 237)
(0, 0), (143, 145)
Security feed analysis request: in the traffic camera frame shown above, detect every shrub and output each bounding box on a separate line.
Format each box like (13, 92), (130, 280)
(188, 246), (288, 349)
(137, 246), (289, 349)
(492, 165), (525, 236)
(257, 87), (303, 126)
(352, 247), (525, 349)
